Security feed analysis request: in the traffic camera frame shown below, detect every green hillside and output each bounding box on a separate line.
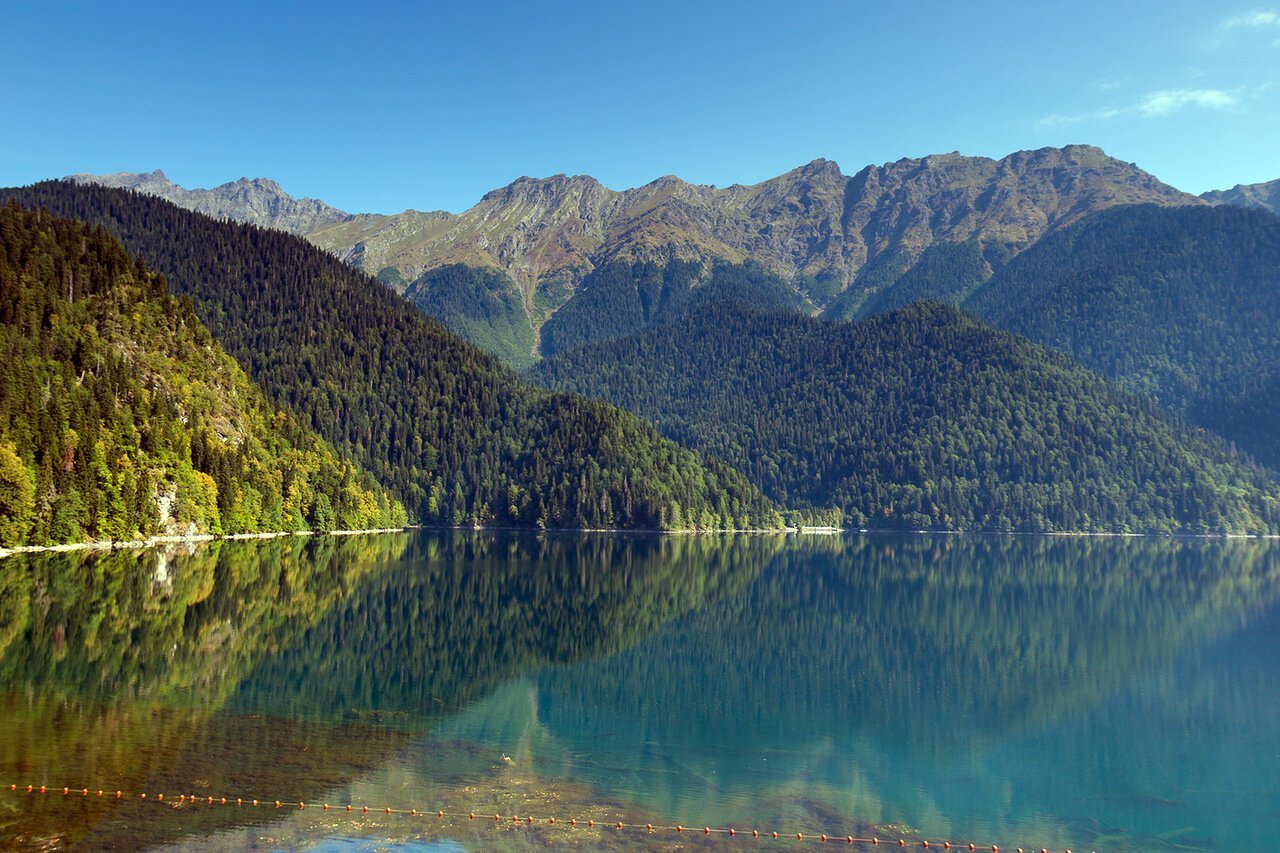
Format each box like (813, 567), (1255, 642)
(403, 263), (537, 368)
(0, 204), (404, 546)
(966, 204), (1280, 468)
(1, 182), (777, 531)
(540, 259), (804, 356)
(847, 239), (1010, 320)
(533, 302), (1280, 533)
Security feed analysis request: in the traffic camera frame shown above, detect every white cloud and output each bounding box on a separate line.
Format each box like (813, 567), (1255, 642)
(1219, 10), (1280, 30)
(1038, 108), (1122, 127)
(1207, 10), (1280, 48)
(1136, 88), (1240, 116)
(1038, 87), (1241, 127)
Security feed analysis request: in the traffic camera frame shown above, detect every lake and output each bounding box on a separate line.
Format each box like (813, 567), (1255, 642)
(1, 531), (1278, 850)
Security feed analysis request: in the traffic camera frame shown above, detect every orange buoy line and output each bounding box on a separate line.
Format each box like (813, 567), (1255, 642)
(4, 781), (1092, 851)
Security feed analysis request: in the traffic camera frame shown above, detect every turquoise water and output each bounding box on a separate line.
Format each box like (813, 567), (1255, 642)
(1, 531), (1278, 850)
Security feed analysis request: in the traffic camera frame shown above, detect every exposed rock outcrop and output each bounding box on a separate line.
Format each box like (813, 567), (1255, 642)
(66, 169), (351, 234)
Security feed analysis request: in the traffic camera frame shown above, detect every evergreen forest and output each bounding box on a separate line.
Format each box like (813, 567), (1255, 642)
(0, 183), (778, 533)
(0, 204), (404, 546)
(403, 263), (537, 369)
(533, 301), (1280, 533)
(539, 259), (804, 356)
(965, 204), (1280, 468)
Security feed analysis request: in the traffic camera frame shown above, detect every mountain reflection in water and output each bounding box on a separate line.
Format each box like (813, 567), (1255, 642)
(1, 531), (1278, 851)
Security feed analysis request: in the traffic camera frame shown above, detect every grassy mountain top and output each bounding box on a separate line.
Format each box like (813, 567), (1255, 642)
(1201, 177), (1280, 217)
(306, 145), (1196, 310)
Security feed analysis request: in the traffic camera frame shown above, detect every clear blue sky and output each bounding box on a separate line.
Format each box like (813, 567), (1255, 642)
(3, 1), (1277, 213)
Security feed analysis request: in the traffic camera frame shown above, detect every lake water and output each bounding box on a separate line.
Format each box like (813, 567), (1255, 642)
(1, 531), (1278, 851)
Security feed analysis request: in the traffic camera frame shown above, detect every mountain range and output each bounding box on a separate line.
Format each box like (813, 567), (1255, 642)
(73, 145), (1259, 360)
(307, 145), (1194, 298)
(531, 201), (1280, 516)
(11, 146), (1275, 536)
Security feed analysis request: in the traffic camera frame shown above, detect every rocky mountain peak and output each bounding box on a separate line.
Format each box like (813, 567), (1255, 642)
(644, 174), (691, 190)
(67, 170), (350, 235)
(1202, 178), (1280, 217)
(66, 169), (178, 192)
(231, 176), (284, 193)
(796, 158), (844, 178)
(481, 173), (608, 208)
(1056, 143), (1109, 158)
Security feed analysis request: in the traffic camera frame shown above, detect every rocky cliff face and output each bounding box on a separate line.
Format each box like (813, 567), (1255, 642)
(842, 145), (1195, 266)
(1202, 178), (1280, 217)
(65, 169), (351, 235)
(305, 145), (1200, 308)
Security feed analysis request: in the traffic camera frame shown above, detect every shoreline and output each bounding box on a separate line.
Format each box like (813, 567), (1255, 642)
(0, 526), (415, 561)
(4, 523), (1277, 560)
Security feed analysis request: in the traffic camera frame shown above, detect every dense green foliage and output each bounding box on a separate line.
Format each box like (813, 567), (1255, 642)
(821, 244), (914, 320)
(965, 204), (1280, 469)
(540, 259), (803, 356)
(403, 263), (536, 368)
(0, 204), (404, 546)
(852, 239), (1007, 319)
(534, 301), (1280, 533)
(1, 182), (777, 530)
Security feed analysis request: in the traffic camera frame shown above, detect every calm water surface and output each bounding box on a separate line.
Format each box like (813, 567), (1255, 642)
(1, 531), (1278, 850)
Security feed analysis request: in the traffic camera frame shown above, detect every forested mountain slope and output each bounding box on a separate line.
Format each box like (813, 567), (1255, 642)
(401, 264), (538, 369)
(532, 302), (1280, 533)
(0, 204), (403, 546)
(965, 204), (1280, 468)
(538, 259), (804, 356)
(1, 182), (777, 531)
